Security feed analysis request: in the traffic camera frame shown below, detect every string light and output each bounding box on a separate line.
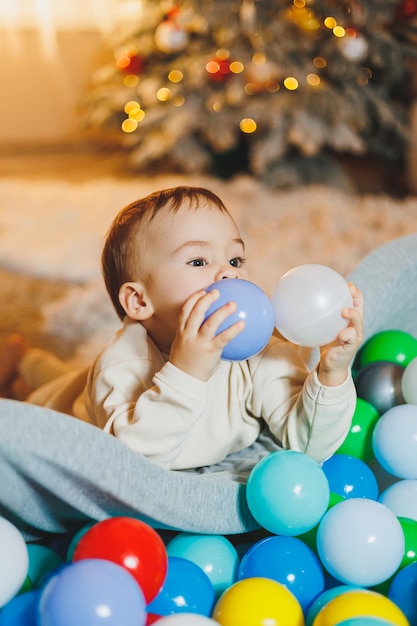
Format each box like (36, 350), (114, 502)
(306, 73), (320, 86)
(333, 25), (345, 38)
(121, 118), (138, 133)
(157, 87), (173, 101)
(240, 118), (257, 133)
(230, 61), (244, 74)
(313, 56), (327, 69)
(123, 75), (139, 87)
(283, 77), (298, 90)
(168, 70), (183, 82)
(324, 16), (337, 29)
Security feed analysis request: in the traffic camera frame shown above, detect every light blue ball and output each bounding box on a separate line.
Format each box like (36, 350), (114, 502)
(205, 279), (274, 361)
(246, 450), (330, 535)
(166, 533), (238, 597)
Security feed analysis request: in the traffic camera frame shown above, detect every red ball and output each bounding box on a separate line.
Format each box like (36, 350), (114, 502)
(206, 57), (233, 82)
(117, 54), (145, 74)
(73, 517), (168, 603)
(398, 0), (417, 18)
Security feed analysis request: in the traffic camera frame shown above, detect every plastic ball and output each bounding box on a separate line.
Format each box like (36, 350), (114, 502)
(388, 560), (417, 626)
(305, 586), (361, 626)
(356, 330), (417, 369)
(379, 479), (417, 520)
(354, 361), (405, 415)
(246, 450), (330, 536)
(154, 616), (220, 625)
(401, 355), (417, 404)
(26, 544), (64, 588)
(166, 533), (238, 597)
(37, 558), (147, 626)
(335, 399), (380, 461)
(204, 279), (275, 361)
(312, 589), (409, 626)
(0, 589), (40, 626)
(271, 264), (353, 347)
(66, 523), (95, 561)
(397, 516), (417, 570)
(372, 404), (417, 479)
(316, 498), (404, 587)
(322, 454), (379, 500)
(238, 535), (325, 613)
(331, 615), (400, 626)
(147, 556), (215, 617)
(72, 517), (167, 603)
(212, 577), (304, 626)
(0, 517), (29, 608)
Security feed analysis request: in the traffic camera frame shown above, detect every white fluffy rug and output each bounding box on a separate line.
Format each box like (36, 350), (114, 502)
(1, 174), (417, 361)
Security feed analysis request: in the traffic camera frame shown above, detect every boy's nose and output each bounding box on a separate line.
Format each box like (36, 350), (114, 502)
(215, 266), (239, 281)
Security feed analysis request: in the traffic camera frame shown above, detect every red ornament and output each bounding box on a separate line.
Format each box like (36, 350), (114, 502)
(397, 0), (417, 19)
(117, 53), (145, 74)
(206, 56), (233, 83)
(73, 517), (168, 603)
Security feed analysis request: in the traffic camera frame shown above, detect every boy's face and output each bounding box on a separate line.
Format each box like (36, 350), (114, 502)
(140, 200), (249, 350)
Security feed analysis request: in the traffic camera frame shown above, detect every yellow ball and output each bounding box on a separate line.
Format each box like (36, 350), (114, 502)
(312, 589), (409, 626)
(212, 576), (304, 626)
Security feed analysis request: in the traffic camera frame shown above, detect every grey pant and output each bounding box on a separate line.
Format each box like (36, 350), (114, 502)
(1, 233), (417, 540)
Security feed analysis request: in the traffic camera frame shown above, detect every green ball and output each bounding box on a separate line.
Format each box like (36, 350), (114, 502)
(398, 516), (417, 570)
(357, 329), (417, 368)
(336, 398), (380, 461)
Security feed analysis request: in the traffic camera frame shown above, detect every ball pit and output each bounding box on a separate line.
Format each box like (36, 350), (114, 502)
(3, 327), (417, 625)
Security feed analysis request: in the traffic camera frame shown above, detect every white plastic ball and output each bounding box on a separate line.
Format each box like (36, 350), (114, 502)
(271, 264), (353, 347)
(379, 479), (417, 521)
(154, 615), (220, 625)
(401, 355), (417, 404)
(316, 498), (404, 587)
(0, 517), (29, 607)
(372, 404), (417, 479)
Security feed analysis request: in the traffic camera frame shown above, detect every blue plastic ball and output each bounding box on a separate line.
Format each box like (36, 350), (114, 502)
(37, 559), (147, 626)
(205, 279), (274, 361)
(238, 535), (325, 613)
(147, 556), (215, 617)
(322, 454), (379, 500)
(246, 450), (330, 535)
(388, 560), (417, 626)
(0, 590), (40, 626)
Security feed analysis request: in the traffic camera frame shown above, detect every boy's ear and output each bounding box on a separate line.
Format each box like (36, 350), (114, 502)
(118, 282), (154, 321)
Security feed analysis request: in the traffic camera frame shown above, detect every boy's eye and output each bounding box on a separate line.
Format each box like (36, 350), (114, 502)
(188, 258), (207, 267)
(230, 257), (245, 268)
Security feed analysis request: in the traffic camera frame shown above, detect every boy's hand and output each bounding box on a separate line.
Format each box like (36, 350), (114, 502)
(317, 283), (364, 387)
(169, 289), (245, 381)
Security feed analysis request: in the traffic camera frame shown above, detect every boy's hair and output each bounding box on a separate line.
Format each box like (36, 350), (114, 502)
(102, 185), (229, 320)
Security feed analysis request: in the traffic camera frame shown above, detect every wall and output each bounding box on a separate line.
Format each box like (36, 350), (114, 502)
(0, 1), (142, 145)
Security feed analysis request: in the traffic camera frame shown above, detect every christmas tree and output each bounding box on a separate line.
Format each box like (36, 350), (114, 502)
(82, 0), (417, 188)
